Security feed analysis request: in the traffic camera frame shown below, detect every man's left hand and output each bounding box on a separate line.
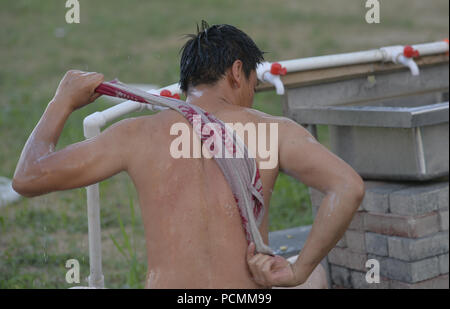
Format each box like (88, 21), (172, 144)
(246, 242), (298, 288)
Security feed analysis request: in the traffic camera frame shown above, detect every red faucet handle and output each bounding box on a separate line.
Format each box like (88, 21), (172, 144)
(160, 89), (172, 97)
(404, 45), (420, 58)
(160, 89), (180, 99)
(270, 62), (287, 75)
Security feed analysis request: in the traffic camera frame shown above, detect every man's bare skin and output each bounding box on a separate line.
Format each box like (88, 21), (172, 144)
(13, 62), (365, 288)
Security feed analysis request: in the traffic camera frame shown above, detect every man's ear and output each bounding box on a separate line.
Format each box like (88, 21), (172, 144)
(228, 60), (243, 89)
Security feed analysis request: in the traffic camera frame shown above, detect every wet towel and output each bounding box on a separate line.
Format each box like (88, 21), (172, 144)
(96, 80), (274, 255)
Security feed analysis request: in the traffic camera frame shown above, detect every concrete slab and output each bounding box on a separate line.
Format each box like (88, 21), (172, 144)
(269, 225), (312, 258)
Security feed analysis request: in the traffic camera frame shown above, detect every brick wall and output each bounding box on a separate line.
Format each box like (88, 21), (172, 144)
(309, 180), (449, 289)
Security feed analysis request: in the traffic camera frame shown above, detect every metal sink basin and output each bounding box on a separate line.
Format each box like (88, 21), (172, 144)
(293, 100), (449, 180)
(283, 56), (449, 181)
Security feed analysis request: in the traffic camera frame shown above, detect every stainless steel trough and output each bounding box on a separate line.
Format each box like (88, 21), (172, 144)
(274, 54), (449, 181)
(294, 101), (449, 180)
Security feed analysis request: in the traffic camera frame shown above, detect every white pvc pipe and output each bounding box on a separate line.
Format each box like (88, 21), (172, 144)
(279, 50), (385, 72)
(412, 41), (449, 56)
(156, 82), (181, 95)
(94, 101), (144, 125)
(83, 123), (104, 288)
(262, 72), (285, 95)
(396, 55), (420, 76)
(86, 182), (104, 288)
(0, 176), (21, 208)
(278, 40), (448, 73)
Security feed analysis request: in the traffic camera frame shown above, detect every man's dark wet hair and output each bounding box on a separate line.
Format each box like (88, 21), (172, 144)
(179, 21), (264, 92)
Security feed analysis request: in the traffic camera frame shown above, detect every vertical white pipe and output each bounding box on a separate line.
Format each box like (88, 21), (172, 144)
(86, 182), (104, 288)
(83, 116), (104, 288)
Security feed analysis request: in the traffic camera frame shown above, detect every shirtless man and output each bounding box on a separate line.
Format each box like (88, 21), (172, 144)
(12, 23), (365, 289)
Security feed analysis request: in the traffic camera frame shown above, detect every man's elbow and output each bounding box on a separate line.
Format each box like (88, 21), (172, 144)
(12, 177), (41, 198)
(333, 175), (365, 208)
(348, 176), (365, 206)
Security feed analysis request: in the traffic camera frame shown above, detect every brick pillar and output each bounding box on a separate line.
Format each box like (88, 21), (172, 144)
(309, 180), (449, 289)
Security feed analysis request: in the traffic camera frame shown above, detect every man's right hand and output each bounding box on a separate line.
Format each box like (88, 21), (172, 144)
(53, 70), (104, 111)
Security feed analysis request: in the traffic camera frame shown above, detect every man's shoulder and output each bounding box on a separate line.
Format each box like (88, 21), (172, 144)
(105, 113), (164, 140)
(241, 108), (312, 143)
(113, 110), (182, 129)
(243, 107), (297, 126)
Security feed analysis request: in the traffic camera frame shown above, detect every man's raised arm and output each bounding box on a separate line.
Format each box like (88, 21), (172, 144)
(13, 70), (132, 197)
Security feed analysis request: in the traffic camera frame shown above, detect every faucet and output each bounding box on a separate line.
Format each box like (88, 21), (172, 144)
(256, 62), (287, 95)
(380, 45), (420, 76)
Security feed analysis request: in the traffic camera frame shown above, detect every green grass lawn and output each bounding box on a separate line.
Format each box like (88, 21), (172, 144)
(0, 0), (448, 288)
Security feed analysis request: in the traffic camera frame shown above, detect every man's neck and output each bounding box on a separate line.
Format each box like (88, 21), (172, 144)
(185, 83), (247, 110)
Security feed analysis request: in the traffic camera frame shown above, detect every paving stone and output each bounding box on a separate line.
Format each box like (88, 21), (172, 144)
(366, 232), (389, 256)
(438, 182), (449, 210)
(362, 181), (409, 213)
(328, 247), (367, 271)
(368, 254), (440, 283)
(388, 232), (449, 261)
(348, 211), (366, 231)
(439, 210), (449, 231)
(350, 270), (390, 289)
(364, 212), (439, 238)
(389, 182), (443, 215)
(330, 264), (351, 288)
(389, 274), (449, 289)
(345, 230), (366, 253)
(438, 253), (449, 274)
